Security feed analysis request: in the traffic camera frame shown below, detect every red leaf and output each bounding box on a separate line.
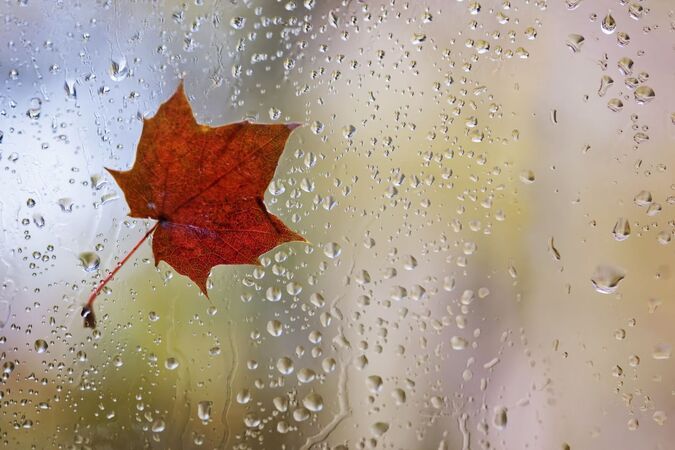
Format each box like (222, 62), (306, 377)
(82, 83), (303, 327)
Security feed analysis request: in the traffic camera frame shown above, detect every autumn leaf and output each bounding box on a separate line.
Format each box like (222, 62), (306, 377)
(82, 82), (304, 328)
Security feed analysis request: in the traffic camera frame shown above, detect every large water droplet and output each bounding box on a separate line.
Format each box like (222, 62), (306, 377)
(34, 339), (48, 354)
(493, 406), (508, 430)
(591, 265), (625, 294)
(612, 218), (631, 241)
(79, 252), (100, 272)
(634, 86), (655, 104)
(109, 57), (129, 82)
(197, 400), (212, 422)
(566, 34), (585, 53)
(601, 13), (616, 34)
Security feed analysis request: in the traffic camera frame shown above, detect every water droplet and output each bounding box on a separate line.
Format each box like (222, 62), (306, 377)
(591, 265), (625, 294)
(601, 13), (616, 34)
(268, 107), (281, 120)
(566, 0), (582, 10)
(653, 411), (667, 426)
(165, 357), (179, 370)
(493, 406), (508, 430)
(366, 375), (383, 393)
(598, 75), (613, 97)
(109, 57), (129, 82)
(302, 392), (324, 412)
(634, 190), (652, 206)
(451, 336), (468, 350)
(612, 218), (631, 241)
(34, 339), (48, 353)
(267, 320), (283, 337)
(64, 79), (77, 99)
(151, 418), (166, 433)
(27, 97), (41, 119)
(607, 98), (624, 112)
(197, 400), (212, 422)
(297, 368), (316, 383)
(371, 422), (389, 437)
(634, 85), (655, 104)
(617, 32), (630, 47)
(230, 16), (245, 29)
(323, 242), (341, 259)
(78, 252), (100, 272)
(58, 197), (74, 213)
(519, 170), (535, 184)
(0, 300), (10, 328)
(411, 33), (426, 45)
(652, 344), (671, 360)
(618, 57), (634, 75)
(566, 34), (585, 53)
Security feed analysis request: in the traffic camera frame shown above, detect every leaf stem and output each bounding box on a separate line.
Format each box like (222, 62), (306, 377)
(82, 221), (159, 328)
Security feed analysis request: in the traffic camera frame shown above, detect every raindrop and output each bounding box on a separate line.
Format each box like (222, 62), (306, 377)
(598, 75), (613, 97)
(493, 406), (508, 430)
(411, 33), (426, 45)
(79, 252), (100, 272)
(302, 392), (324, 412)
(230, 16), (245, 29)
(323, 242), (341, 259)
(366, 375), (383, 393)
(197, 401), (212, 422)
(109, 57), (129, 81)
(607, 98), (623, 112)
(566, 34), (585, 53)
(652, 344), (671, 360)
(27, 98), (41, 119)
(591, 265), (625, 294)
(634, 190), (652, 206)
(165, 357), (179, 370)
(34, 339), (48, 354)
(151, 418), (166, 433)
(601, 13), (616, 34)
(451, 336), (468, 350)
(371, 422), (389, 437)
(519, 170), (535, 184)
(64, 79), (77, 99)
(612, 218), (631, 241)
(618, 57), (634, 76)
(634, 86), (655, 104)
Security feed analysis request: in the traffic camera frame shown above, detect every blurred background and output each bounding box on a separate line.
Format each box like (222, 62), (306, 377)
(1, 0), (674, 448)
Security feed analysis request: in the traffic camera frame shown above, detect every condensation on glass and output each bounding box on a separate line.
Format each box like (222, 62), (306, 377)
(0, 0), (674, 449)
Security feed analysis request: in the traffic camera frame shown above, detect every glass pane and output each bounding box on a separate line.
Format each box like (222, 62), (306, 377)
(1, 1), (673, 448)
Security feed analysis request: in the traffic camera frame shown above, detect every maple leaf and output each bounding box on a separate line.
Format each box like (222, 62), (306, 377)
(82, 83), (304, 327)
